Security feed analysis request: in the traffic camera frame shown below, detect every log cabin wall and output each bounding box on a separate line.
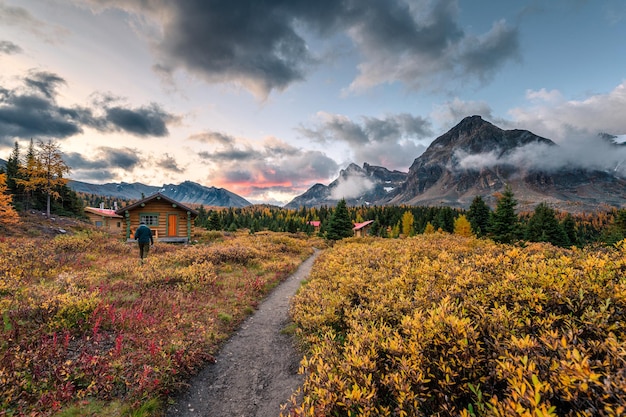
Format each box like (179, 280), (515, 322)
(122, 200), (195, 241)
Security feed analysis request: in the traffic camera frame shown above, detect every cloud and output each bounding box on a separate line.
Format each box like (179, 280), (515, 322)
(330, 175), (375, 200)
(64, 146), (144, 182)
(346, 0), (520, 93)
(453, 135), (626, 177)
(0, 71), (177, 144)
(195, 132), (338, 202)
(157, 153), (185, 173)
(0, 71), (85, 144)
(299, 112), (432, 169)
(104, 103), (173, 137)
(188, 131), (236, 145)
(457, 19), (520, 82)
(431, 98), (494, 128)
(0, 40), (21, 54)
(24, 70), (66, 99)
(76, 0), (519, 98)
(0, 1), (67, 42)
(509, 82), (626, 142)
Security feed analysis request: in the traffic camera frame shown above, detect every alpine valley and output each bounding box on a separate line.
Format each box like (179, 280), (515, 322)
(30, 115), (626, 212)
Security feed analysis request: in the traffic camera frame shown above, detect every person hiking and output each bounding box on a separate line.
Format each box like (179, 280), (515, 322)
(135, 221), (154, 263)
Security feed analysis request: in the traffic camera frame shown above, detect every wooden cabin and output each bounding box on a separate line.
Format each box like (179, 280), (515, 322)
(115, 193), (198, 243)
(84, 206), (124, 234)
(353, 220), (374, 237)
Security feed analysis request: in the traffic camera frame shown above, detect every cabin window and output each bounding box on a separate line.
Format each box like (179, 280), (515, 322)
(95, 221), (103, 227)
(140, 214), (159, 226)
(117, 222), (121, 228)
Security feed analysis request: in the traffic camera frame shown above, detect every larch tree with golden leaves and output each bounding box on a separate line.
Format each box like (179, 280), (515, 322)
(0, 173), (20, 226)
(401, 210), (414, 237)
(453, 214), (473, 237)
(17, 139), (70, 218)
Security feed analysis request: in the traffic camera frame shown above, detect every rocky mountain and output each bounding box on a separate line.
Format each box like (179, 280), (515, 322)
(284, 163), (407, 209)
(68, 179), (251, 207)
(289, 116), (626, 212)
(0, 158), (6, 170)
(382, 115), (626, 211)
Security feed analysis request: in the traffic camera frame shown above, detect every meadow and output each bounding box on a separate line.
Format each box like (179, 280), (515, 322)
(0, 229), (315, 416)
(287, 234), (626, 416)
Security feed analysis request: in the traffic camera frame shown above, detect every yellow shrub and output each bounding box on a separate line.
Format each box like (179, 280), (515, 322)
(288, 235), (626, 416)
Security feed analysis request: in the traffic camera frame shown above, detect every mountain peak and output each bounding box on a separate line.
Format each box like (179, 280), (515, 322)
(456, 114), (487, 128)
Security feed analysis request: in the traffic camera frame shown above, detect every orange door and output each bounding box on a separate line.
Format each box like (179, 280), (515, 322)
(167, 214), (177, 236)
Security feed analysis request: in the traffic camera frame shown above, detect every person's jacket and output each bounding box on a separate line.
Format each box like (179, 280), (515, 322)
(135, 225), (154, 244)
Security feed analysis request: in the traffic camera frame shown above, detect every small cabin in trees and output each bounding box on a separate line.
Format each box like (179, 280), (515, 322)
(84, 205), (124, 234)
(307, 220), (321, 233)
(352, 220), (374, 237)
(115, 193), (198, 243)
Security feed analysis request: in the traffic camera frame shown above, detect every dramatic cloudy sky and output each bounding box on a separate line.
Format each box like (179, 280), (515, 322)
(1, 0), (625, 204)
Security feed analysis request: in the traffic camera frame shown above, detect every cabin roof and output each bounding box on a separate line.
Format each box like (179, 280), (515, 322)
(115, 192), (199, 217)
(353, 220), (374, 231)
(84, 207), (123, 218)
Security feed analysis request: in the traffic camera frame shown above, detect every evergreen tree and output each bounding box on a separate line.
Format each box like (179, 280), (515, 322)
(53, 185), (85, 217)
(490, 186), (520, 244)
(325, 199), (354, 240)
(207, 211), (222, 230)
(526, 203), (570, 247)
(561, 214), (578, 247)
(467, 195), (491, 237)
(5, 141), (22, 197)
(195, 205), (208, 227)
(434, 207), (455, 232)
(369, 217), (382, 237)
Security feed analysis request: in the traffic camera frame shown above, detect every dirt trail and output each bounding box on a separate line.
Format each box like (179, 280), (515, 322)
(166, 249), (320, 417)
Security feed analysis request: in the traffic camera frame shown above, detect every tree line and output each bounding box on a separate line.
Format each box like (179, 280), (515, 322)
(195, 187), (626, 247)
(1, 139), (624, 247)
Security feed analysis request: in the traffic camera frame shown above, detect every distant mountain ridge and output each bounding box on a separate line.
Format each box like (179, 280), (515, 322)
(284, 162), (407, 209)
(288, 116), (626, 212)
(68, 179), (251, 207)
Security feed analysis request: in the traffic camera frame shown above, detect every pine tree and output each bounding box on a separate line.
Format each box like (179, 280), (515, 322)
(325, 199), (354, 240)
(207, 211), (222, 230)
(467, 195), (491, 237)
(490, 186), (519, 244)
(368, 217), (382, 237)
(561, 214), (578, 247)
(5, 141), (22, 197)
(526, 203), (570, 247)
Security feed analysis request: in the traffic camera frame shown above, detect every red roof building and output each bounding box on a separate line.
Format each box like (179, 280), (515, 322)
(84, 206), (124, 233)
(352, 220), (374, 237)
